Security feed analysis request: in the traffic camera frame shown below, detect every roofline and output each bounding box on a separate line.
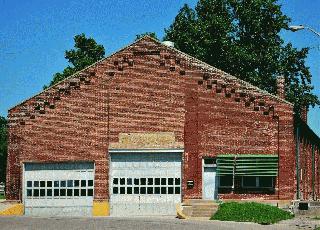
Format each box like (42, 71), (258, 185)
(148, 36), (293, 106)
(8, 36), (150, 112)
(295, 116), (320, 147)
(9, 35), (293, 113)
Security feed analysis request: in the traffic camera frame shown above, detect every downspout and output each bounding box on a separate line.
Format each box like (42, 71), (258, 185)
(295, 125), (300, 200)
(312, 144), (315, 200)
(106, 75), (113, 201)
(107, 86), (110, 145)
(106, 74), (114, 145)
(232, 156), (236, 193)
(276, 116), (280, 200)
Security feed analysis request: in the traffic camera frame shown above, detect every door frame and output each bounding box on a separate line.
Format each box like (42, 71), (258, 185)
(202, 157), (218, 200)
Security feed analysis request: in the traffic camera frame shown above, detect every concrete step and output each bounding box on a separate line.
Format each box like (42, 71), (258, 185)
(181, 199), (219, 218)
(308, 201), (320, 207)
(192, 208), (217, 212)
(192, 214), (214, 217)
(191, 211), (216, 217)
(191, 204), (218, 208)
(192, 209), (217, 213)
(183, 199), (217, 205)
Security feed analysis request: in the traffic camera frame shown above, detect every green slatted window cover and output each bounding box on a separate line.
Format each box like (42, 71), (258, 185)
(216, 154), (278, 176)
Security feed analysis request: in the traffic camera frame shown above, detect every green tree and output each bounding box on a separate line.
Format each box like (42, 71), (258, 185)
(44, 33), (105, 88)
(164, 0), (319, 113)
(0, 116), (7, 183)
(135, 32), (158, 41)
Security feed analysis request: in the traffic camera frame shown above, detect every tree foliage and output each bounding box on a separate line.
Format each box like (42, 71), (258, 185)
(44, 33), (105, 88)
(0, 116), (7, 183)
(135, 32), (158, 41)
(164, 0), (319, 113)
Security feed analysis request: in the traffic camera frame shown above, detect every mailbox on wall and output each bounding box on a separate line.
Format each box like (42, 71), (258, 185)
(187, 180), (194, 189)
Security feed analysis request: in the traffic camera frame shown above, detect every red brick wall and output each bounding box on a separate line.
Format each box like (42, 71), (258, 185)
(298, 138), (320, 200)
(6, 37), (296, 201)
(182, 69), (295, 200)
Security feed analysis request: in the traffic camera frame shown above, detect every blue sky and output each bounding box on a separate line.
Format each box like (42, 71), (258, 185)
(0, 0), (319, 135)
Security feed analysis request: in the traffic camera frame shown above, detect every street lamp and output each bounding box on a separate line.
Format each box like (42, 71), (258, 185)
(289, 25), (320, 37)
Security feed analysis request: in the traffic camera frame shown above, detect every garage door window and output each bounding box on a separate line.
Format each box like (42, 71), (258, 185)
(112, 177), (181, 195)
(26, 180), (94, 198)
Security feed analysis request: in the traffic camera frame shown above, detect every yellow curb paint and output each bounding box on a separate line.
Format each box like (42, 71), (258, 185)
(92, 201), (110, 216)
(176, 203), (187, 219)
(0, 204), (24, 216)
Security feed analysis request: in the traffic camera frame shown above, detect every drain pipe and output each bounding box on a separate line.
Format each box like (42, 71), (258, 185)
(275, 115), (280, 200)
(312, 144), (315, 200)
(295, 125), (300, 200)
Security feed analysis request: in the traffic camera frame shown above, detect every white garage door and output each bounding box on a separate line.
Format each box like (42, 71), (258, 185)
(110, 151), (182, 216)
(24, 162), (94, 217)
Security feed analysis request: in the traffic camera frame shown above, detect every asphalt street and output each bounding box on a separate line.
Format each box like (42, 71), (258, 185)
(0, 216), (318, 230)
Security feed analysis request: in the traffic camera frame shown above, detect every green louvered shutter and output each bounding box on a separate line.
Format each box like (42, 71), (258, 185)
(217, 154), (278, 176)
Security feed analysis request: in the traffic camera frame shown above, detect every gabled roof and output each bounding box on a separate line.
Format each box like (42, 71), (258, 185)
(9, 35), (292, 113)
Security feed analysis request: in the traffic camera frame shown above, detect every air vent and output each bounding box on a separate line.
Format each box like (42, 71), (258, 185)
(160, 60), (165, 66)
(203, 73), (210, 80)
(240, 92), (246, 97)
(169, 66), (175, 71)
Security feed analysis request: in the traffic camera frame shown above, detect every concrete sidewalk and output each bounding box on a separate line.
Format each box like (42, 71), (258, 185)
(0, 200), (12, 212)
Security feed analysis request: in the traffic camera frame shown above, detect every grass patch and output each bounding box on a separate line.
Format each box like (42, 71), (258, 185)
(0, 194), (5, 199)
(313, 216), (320, 220)
(211, 202), (294, 225)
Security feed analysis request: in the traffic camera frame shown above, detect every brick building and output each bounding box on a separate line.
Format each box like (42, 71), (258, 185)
(6, 36), (320, 216)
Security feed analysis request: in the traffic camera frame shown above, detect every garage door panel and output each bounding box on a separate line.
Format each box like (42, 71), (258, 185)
(25, 198), (92, 207)
(110, 152), (182, 216)
(24, 162), (94, 217)
(25, 206), (92, 217)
